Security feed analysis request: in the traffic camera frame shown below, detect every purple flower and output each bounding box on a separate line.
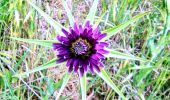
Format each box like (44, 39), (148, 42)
(53, 21), (109, 76)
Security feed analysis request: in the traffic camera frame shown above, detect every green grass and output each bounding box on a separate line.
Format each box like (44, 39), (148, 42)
(0, 0), (170, 99)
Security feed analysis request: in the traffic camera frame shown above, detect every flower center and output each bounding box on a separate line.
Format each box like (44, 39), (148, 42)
(72, 39), (90, 55)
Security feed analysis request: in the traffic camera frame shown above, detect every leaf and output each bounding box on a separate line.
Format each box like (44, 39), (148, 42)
(80, 73), (86, 100)
(62, 0), (74, 27)
(56, 72), (72, 100)
(105, 48), (148, 62)
(84, 0), (99, 25)
(14, 58), (58, 78)
(102, 11), (150, 40)
(11, 37), (57, 48)
(28, 1), (66, 36)
(96, 69), (127, 100)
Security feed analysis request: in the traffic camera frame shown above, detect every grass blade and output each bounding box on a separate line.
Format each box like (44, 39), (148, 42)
(84, 0), (99, 25)
(102, 11), (150, 40)
(96, 69), (126, 100)
(62, 0), (74, 27)
(105, 48), (148, 62)
(28, 1), (66, 36)
(80, 73), (86, 100)
(56, 72), (72, 100)
(94, 11), (107, 27)
(14, 58), (58, 78)
(11, 37), (57, 48)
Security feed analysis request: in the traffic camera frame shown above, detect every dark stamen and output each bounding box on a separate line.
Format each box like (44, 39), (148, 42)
(72, 38), (90, 55)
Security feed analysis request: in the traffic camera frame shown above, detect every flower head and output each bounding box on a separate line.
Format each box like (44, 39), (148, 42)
(53, 21), (109, 76)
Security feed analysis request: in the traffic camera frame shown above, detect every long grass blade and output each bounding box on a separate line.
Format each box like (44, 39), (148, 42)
(11, 37), (57, 48)
(96, 69), (127, 100)
(14, 58), (58, 78)
(94, 11), (107, 27)
(105, 48), (148, 62)
(84, 0), (99, 25)
(62, 0), (74, 27)
(102, 11), (150, 40)
(80, 73), (86, 100)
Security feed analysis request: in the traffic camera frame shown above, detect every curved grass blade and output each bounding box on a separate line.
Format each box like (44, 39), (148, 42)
(14, 58), (58, 78)
(62, 0), (74, 27)
(102, 11), (150, 41)
(80, 73), (86, 100)
(28, 1), (66, 36)
(56, 72), (72, 100)
(84, 0), (99, 25)
(11, 37), (58, 48)
(96, 69), (127, 100)
(94, 11), (107, 27)
(105, 48), (148, 62)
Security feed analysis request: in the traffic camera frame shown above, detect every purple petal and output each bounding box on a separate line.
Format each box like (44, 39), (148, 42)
(57, 50), (68, 55)
(79, 25), (83, 33)
(66, 59), (73, 67)
(56, 46), (68, 51)
(93, 26), (99, 34)
(95, 42), (109, 49)
(82, 60), (88, 71)
(57, 54), (70, 59)
(89, 64), (94, 75)
(57, 36), (70, 45)
(99, 42), (109, 46)
(70, 29), (78, 39)
(95, 44), (104, 49)
(61, 28), (69, 36)
(93, 32), (100, 39)
(84, 21), (90, 28)
(98, 62), (104, 68)
(53, 43), (63, 50)
(74, 66), (79, 73)
(90, 58), (98, 64)
(56, 58), (67, 63)
(79, 67), (84, 77)
(97, 33), (107, 40)
(91, 54), (100, 61)
(92, 63), (100, 73)
(82, 64), (87, 72)
(87, 28), (93, 37)
(73, 59), (79, 67)
(95, 53), (104, 59)
(89, 59), (100, 73)
(57, 36), (68, 42)
(97, 49), (109, 54)
(74, 23), (79, 35)
(81, 28), (88, 37)
(68, 65), (73, 73)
